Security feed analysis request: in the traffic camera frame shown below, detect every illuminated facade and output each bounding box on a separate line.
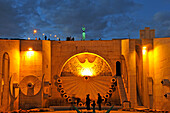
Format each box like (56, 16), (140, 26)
(0, 27), (170, 111)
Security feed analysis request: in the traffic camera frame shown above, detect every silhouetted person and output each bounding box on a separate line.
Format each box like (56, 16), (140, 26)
(92, 100), (96, 112)
(97, 93), (102, 110)
(72, 37), (74, 41)
(44, 35), (47, 40)
(48, 38), (50, 40)
(59, 38), (60, 41)
(39, 37), (41, 40)
(76, 98), (80, 106)
(86, 94), (91, 110)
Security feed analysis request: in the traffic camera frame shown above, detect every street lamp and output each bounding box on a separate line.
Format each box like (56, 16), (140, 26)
(42, 33), (45, 39)
(34, 29), (37, 34)
(54, 35), (57, 40)
(28, 48), (33, 51)
(33, 29), (37, 39)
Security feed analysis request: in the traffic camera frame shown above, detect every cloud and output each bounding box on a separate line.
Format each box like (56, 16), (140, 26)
(0, 0), (26, 37)
(0, 0), (142, 39)
(39, 0), (142, 39)
(153, 12), (170, 37)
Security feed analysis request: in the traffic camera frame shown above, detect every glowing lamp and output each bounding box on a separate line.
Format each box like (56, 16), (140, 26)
(43, 33), (45, 35)
(54, 35), (57, 37)
(142, 46), (147, 55)
(28, 48), (33, 51)
(33, 29), (37, 34)
(28, 37), (30, 40)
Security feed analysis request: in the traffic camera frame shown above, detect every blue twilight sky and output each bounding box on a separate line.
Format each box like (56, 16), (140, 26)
(0, 0), (170, 40)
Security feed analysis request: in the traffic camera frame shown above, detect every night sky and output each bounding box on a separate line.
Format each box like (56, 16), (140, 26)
(0, 0), (170, 40)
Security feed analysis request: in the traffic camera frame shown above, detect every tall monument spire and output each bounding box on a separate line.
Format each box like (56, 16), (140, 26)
(82, 26), (85, 40)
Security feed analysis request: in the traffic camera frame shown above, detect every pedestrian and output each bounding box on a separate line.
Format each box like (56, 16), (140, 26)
(92, 100), (96, 112)
(76, 98), (80, 106)
(44, 35), (47, 40)
(97, 93), (102, 110)
(72, 37), (74, 41)
(86, 94), (91, 110)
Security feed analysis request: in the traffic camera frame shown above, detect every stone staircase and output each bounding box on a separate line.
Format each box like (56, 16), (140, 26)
(116, 76), (127, 104)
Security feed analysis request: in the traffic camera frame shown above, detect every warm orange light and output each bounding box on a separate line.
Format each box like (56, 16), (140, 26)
(81, 68), (93, 76)
(54, 35), (57, 37)
(28, 37), (30, 40)
(26, 49), (34, 58)
(28, 48), (33, 51)
(143, 46), (147, 55)
(33, 29), (37, 34)
(2, 80), (4, 85)
(61, 52), (113, 77)
(43, 33), (45, 35)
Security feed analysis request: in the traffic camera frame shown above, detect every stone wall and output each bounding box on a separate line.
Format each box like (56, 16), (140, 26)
(51, 40), (121, 100)
(20, 40), (43, 109)
(153, 38), (170, 111)
(0, 40), (20, 110)
(0, 36), (170, 111)
(121, 39), (137, 107)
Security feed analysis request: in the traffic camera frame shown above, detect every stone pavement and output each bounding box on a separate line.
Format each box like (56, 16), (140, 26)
(8, 106), (170, 113)
(31, 110), (168, 113)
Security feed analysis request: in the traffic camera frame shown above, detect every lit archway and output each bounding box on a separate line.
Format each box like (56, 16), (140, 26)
(60, 52), (112, 77)
(57, 52), (115, 101)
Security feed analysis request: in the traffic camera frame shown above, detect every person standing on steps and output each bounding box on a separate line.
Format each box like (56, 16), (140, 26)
(86, 94), (91, 110)
(97, 93), (102, 110)
(92, 100), (96, 112)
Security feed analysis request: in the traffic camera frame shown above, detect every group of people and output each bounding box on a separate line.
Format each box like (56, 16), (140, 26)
(86, 93), (103, 110)
(34, 35), (61, 41)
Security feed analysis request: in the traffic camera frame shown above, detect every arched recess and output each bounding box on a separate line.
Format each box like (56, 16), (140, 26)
(60, 52), (113, 76)
(0, 52), (10, 108)
(116, 61), (121, 76)
(57, 52), (115, 100)
(135, 45), (144, 106)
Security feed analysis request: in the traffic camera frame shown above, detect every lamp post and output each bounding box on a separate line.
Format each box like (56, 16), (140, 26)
(54, 35), (57, 40)
(42, 33), (45, 40)
(33, 29), (37, 39)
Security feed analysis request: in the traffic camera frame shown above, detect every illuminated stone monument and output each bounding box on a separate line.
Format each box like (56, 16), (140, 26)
(0, 27), (170, 111)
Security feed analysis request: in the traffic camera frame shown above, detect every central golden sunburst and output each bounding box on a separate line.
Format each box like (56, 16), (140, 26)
(59, 52), (113, 101)
(81, 68), (93, 76)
